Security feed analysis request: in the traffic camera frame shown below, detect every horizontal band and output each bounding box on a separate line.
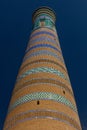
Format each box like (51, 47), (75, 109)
(23, 50), (64, 63)
(4, 110), (81, 130)
(17, 67), (69, 82)
(8, 92), (77, 113)
(25, 44), (61, 54)
(32, 14), (56, 31)
(35, 14), (54, 24)
(30, 31), (56, 39)
(21, 59), (66, 73)
(32, 7), (56, 22)
(28, 36), (60, 47)
(14, 78), (73, 96)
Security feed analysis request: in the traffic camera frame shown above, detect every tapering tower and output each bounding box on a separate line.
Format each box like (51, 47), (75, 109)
(3, 7), (82, 130)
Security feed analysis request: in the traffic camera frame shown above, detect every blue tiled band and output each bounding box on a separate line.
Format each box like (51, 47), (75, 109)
(25, 44), (61, 53)
(17, 67), (69, 82)
(8, 92), (77, 113)
(23, 50), (64, 63)
(30, 31), (56, 39)
(28, 36), (60, 47)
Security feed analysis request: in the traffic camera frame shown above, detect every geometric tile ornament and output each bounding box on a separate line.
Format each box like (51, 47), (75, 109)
(3, 6), (82, 130)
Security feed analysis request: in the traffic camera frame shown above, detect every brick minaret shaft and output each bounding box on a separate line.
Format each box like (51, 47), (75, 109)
(3, 7), (82, 130)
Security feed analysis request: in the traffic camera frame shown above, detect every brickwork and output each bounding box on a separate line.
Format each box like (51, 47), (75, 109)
(3, 7), (82, 130)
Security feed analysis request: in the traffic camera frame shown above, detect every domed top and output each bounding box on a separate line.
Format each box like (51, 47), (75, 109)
(32, 6), (56, 23)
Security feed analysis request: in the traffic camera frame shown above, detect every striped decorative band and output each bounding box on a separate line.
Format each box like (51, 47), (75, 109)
(35, 14), (54, 23)
(21, 59), (66, 72)
(27, 42), (61, 53)
(32, 7), (56, 22)
(23, 50), (64, 63)
(29, 31), (58, 45)
(33, 9), (56, 21)
(4, 110), (81, 130)
(8, 92), (77, 112)
(14, 78), (73, 96)
(28, 36), (60, 47)
(25, 44), (61, 53)
(30, 31), (56, 39)
(17, 67), (69, 82)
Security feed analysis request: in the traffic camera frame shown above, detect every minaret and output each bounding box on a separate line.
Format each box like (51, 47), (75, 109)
(3, 7), (82, 130)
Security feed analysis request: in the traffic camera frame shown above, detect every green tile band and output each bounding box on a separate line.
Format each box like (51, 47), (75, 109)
(8, 92), (77, 113)
(21, 59), (66, 73)
(35, 13), (55, 23)
(32, 8), (56, 23)
(17, 67), (70, 82)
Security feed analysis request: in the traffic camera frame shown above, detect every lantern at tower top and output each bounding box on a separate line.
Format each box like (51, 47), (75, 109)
(32, 7), (56, 31)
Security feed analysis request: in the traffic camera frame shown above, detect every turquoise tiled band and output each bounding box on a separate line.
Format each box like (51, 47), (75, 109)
(21, 59), (66, 73)
(35, 14), (54, 23)
(33, 15), (56, 31)
(17, 67), (69, 82)
(8, 92), (77, 113)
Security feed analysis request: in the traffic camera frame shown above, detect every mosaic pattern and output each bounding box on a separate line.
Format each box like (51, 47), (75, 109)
(4, 110), (81, 130)
(35, 14), (54, 23)
(14, 78), (73, 96)
(33, 15), (56, 31)
(30, 31), (57, 39)
(8, 92), (77, 113)
(21, 59), (66, 72)
(3, 7), (82, 130)
(23, 50), (64, 63)
(32, 7), (56, 23)
(28, 36), (60, 47)
(17, 67), (69, 82)
(25, 44), (61, 54)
